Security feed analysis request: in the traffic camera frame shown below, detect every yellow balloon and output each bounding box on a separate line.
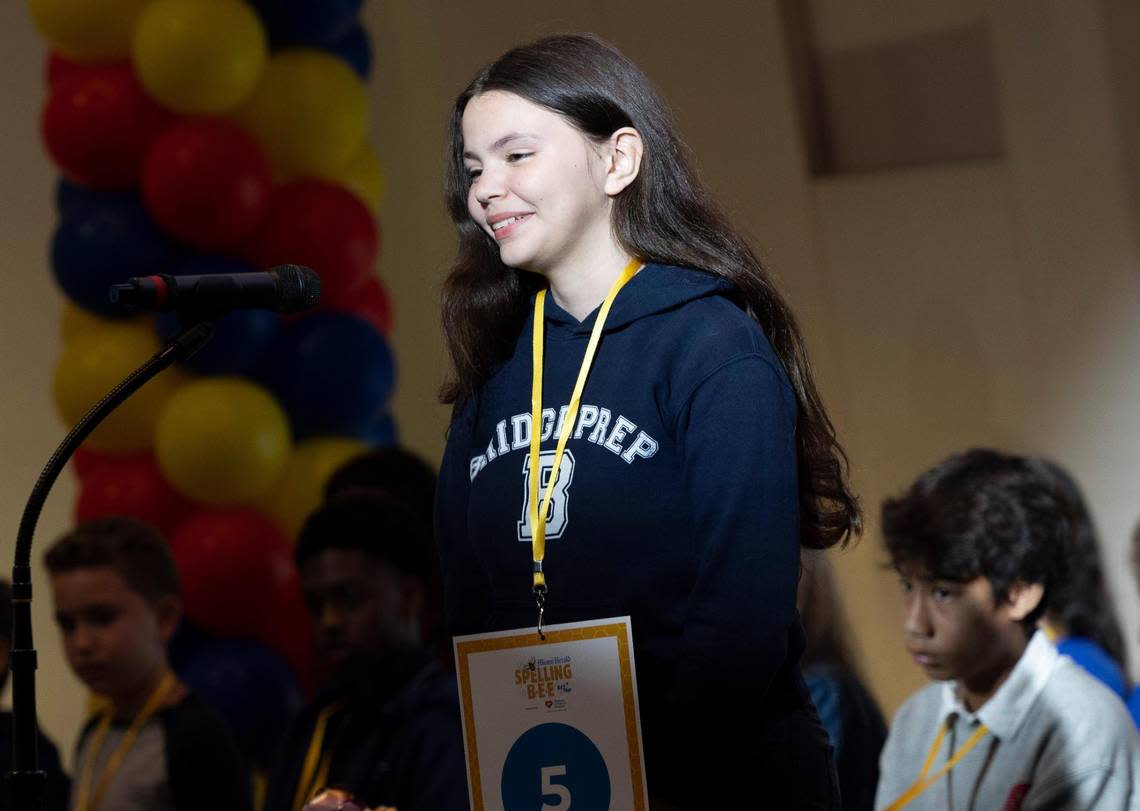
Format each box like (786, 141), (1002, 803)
(29, 0), (153, 60)
(61, 302), (146, 343)
(235, 49), (367, 177)
(258, 437), (369, 538)
(53, 322), (185, 453)
(319, 142), (386, 213)
(133, 0), (267, 114)
(156, 378), (291, 504)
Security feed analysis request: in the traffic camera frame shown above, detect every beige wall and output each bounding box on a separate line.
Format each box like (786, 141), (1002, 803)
(808, 0), (988, 52)
(2, 0), (1136, 760)
(0, 0), (86, 757)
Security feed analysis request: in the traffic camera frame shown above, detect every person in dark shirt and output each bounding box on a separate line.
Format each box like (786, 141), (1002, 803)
(44, 517), (251, 811)
(798, 553), (887, 811)
(266, 493), (468, 811)
(325, 446), (449, 666)
(0, 579), (70, 811)
(435, 32), (861, 808)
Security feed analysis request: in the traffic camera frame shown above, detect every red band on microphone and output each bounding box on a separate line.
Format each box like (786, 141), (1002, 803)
(149, 275), (169, 307)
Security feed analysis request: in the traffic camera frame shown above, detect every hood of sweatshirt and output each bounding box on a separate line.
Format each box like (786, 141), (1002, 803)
(539, 263), (739, 336)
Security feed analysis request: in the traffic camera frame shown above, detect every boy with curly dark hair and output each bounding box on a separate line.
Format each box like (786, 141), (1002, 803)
(875, 449), (1138, 810)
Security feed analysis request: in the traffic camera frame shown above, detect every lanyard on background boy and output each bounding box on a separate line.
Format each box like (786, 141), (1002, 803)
(75, 672), (176, 811)
(885, 720), (990, 810)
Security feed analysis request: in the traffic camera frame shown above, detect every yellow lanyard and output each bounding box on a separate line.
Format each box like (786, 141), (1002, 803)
(885, 719), (990, 810)
(74, 672), (176, 811)
(291, 703), (342, 811)
(529, 259), (642, 635)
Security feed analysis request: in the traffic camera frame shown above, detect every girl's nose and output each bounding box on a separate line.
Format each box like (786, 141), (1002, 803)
(473, 170), (505, 206)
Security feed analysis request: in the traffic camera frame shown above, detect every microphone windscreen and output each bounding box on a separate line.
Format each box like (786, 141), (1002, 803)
(273, 264), (322, 313)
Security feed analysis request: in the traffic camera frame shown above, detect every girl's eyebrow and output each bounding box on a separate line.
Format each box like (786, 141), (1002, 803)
(463, 132), (540, 160)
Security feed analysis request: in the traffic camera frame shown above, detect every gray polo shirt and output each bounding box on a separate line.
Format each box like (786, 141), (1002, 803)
(70, 718), (175, 811)
(875, 631), (1140, 810)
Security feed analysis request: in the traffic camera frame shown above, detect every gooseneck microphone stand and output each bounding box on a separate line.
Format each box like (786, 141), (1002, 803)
(9, 319), (215, 811)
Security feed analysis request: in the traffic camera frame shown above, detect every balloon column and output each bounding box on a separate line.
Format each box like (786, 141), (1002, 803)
(30, 0), (396, 771)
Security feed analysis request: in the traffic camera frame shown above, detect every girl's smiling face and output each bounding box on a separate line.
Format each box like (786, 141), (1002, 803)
(461, 90), (615, 276)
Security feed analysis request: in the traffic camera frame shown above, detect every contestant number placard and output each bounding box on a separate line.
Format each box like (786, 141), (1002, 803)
(454, 617), (647, 811)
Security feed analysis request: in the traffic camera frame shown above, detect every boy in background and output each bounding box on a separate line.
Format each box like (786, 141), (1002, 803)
(324, 446), (449, 666)
(46, 517), (251, 811)
(875, 449), (1139, 810)
(265, 492), (467, 811)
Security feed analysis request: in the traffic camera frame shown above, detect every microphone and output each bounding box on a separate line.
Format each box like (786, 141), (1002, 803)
(110, 264), (321, 314)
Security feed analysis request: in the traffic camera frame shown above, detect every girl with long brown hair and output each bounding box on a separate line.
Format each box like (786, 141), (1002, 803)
(435, 33), (860, 808)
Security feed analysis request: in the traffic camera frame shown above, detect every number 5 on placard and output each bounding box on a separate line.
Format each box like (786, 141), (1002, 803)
(541, 765), (571, 810)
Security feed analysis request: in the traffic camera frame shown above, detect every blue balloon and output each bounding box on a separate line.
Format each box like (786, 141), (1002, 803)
(249, 0), (363, 47)
(328, 21), (371, 78)
(168, 619), (214, 672)
(56, 179), (135, 222)
(256, 312), (394, 439)
(56, 178), (85, 218)
(158, 308), (282, 375)
(175, 637), (303, 769)
(156, 255), (283, 374)
(52, 192), (182, 316)
(356, 411), (397, 446)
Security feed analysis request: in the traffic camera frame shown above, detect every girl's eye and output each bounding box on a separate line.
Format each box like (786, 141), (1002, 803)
(466, 168), (482, 180)
(932, 587), (954, 602)
(506, 151), (532, 163)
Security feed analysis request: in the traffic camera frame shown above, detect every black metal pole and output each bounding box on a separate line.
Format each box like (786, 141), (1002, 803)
(9, 320), (214, 811)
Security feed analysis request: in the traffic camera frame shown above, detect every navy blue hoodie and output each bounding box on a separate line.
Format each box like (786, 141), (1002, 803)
(436, 264), (823, 802)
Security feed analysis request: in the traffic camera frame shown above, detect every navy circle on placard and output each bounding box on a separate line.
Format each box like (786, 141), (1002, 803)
(501, 723), (611, 811)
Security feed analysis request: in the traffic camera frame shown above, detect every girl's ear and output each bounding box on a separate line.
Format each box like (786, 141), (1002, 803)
(603, 127), (644, 196)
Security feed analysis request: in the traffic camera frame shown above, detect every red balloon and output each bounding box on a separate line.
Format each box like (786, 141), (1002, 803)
(170, 507), (299, 641)
(142, 119), (272, 252)
(259, 571), (318, 697)
(325, 274), (392, 335)
(242, 179), (378, 309)
(72, 446), (111, 480)
(41, 64), (171, 190)
(45, 52), (85, 88)
(75, 454), (193, 537)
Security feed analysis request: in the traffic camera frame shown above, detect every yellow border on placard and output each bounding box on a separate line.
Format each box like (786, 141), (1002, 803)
(454, 621), (646, 811)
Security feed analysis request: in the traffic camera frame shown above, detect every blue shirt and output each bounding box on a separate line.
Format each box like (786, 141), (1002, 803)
(1056, 635), (1128, 699)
